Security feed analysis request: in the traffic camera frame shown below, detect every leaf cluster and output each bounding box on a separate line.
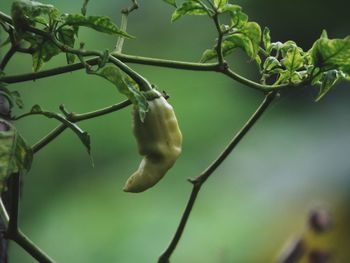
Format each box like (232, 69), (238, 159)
(7, 0), (132, 71)
(164, 0), (350, 100)
(0, 119), (32, 194)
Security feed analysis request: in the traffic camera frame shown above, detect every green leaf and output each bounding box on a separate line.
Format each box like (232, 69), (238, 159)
(275, 70), (291, 85)
(214, 0), (228, 9)
(229, 9), (248, 29)
(199, 39), (239, 63)
(171, 2), (208, 22)
(225, 22), (261, 59)
(320, 29), (328, 39)
(263, 56), (280, 71)
(311, 34), (350, 70)
(220, 4), (241, 14)
(57, 27), (76, 64)
(33, 16), (48, 26)
(263, 27), (271, 51)
(290, 71), (306, 84)
(62, 14), (133, 38)
(255, 55), (262, 69)
(92, 66), (149, 122)
(242, 22), (262, 58)
(200, 49), (217, 63)
(315, 70), (345, 101)
(32, 52), (44, 72)
(124, 77), (149, 122)
(200, 21), (261, 62)
(163, 0), (177, 8)
(282, 45), (304, 72)
(340, 65), (350, 80)
(0, 119), (33, 193)
(225, 34), (254, 57)
(268, 41), (283, 54)
(32, 39), (61, 71)
(11, 0), (59, 32)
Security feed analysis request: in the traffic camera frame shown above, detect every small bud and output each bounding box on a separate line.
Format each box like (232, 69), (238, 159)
(308, 208), (332, 233)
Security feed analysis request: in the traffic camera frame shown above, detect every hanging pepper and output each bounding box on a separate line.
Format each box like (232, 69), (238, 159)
(123, 89), (182, 193)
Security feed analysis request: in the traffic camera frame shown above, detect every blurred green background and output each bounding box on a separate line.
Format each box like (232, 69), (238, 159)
(1, 0), (350, 262)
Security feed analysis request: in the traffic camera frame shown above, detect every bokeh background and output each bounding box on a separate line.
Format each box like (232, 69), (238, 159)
(1, 0), (350, 262)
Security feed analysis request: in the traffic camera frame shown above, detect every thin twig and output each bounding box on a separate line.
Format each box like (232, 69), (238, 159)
(0, 54), (219, 83)
(32, 125), (66, 154)
(11, 230), (55, 263)
(0, 46), (16, 71)
(0, 199), (9, 228)
(213, 13), (225, 65)
(115, 14), (128, 53)
(81, 0), (90, 16)
(0, 12), (12, 25)
(7, 174), (19, 234)
(108, 55), (152, 91)
(222, 67), (287, 91)
(0, 10), (286, 92)
(0, 52), (288, 92)
(3, 174), (55, 262)
(22, 25), (153, 91)
(32, 99), (132, 153)
(158, 91), (277, 263)
(123, 0), (139, 15)
(115, 0), (139, 53)
(69, 99), (132, 122)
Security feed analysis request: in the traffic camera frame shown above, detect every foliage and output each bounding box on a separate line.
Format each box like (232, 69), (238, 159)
(0, 0), (349, 262)
(0, 119), (32, 193)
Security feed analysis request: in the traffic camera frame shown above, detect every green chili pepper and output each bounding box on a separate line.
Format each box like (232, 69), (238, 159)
(123, 90), (182, 193)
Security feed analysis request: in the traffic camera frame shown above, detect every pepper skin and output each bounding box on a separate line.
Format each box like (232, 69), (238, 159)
(123, 91), (182, 193)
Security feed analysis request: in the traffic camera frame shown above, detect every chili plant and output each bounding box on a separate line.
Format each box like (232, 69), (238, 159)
(0, 0), (349, 262)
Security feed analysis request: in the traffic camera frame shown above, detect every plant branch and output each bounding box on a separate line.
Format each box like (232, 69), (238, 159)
(122, 0), (139, 15)
(24, 26), (153, 91)
(158, 91), (277, 263)
(11, 230), (55, 263)
(0, 54), (219, 84)
(69, 99), (132, 122)
(194, 0), (214, 16)
(2, 173), (54, 262)
(0, 52), (288, 92)
(213, 14), (225, 65)
(115, 0), (138, 53)
(0, 199), (9, 228)
(0, 11), (285, 92)
(32, 125), (66, 154)
(222, 67), (288, 91)
(203, 0), (216, 10)
(0, 12), (12, 25)
(107, 55), (152, 91)
(0, 58), (99, 83)
(81, 0), (90, 16)
(31, 99), (131, 153)
(7, 174), (20, 234)
(0, 46), (16, 71)
(114, 14), (128, 53)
